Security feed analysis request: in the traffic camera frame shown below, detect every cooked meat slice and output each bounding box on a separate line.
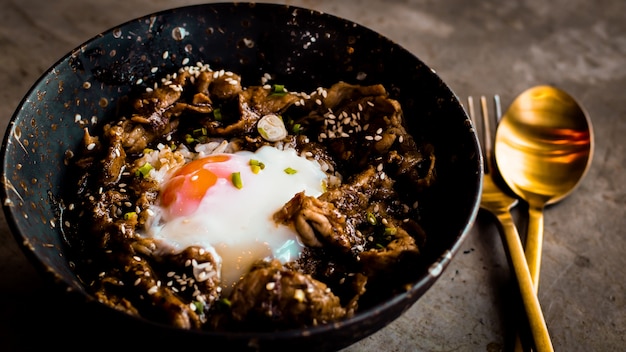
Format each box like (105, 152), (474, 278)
(274, 191), (348, 249)
(95, 251), (204, 330)
(274, 166), (397, 254)
(99, 125), (127, 186)
(227, 259), (346, 328)
(208, 71), (242, 99)
(358, 225), (420, 276)
(321, 82), (387, 110)
(206, 86), (300, 137)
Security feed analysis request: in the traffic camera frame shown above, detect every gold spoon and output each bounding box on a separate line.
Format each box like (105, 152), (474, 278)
(494, 85), (594, 349)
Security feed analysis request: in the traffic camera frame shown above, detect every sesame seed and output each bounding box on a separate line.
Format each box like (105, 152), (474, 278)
(374, 135), (383, 141)
(266, 282), (275, 290)
(294, 289), (305, 302)
(365, 135), (374, 141)
(148, 286), (158, 295)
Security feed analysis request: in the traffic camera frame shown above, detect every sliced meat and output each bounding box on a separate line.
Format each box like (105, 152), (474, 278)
(226, 259), (347, 329)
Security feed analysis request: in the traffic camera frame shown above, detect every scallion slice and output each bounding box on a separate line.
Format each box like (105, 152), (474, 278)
(136, 162), (154, 178)
(231, 172), (243, 189)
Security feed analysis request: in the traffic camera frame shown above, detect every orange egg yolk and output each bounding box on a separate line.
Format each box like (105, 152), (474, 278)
(160, 154), (233, 218)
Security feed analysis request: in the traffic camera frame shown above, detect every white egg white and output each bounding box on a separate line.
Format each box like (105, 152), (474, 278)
(144, 146), (327, 293)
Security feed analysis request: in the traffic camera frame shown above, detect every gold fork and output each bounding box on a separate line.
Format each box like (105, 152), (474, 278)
(468, 96), (554, 352)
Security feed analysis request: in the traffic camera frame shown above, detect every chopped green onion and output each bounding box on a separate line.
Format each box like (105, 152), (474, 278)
(216, 298), (232, 310)
(136, 162), (153, 178)
(193, 301), (204, 312)
(257, 114), (288, 142)
(292, 123), (302, 134)
(123, 211), (137, 220)
(193, 127), (207, 137)
(284, 167), (298, 175)
(142, 148), (154, 155)
(366, 212), (377, 225)
(249, 159), (265, 174)
(376, 243), (386, 249)
(231, 172), (243, 189)
(185, 134), (195, 144)
(270, 84), (287, 96)
(384, 227), (397, 236)
(213, 108), (222, 121)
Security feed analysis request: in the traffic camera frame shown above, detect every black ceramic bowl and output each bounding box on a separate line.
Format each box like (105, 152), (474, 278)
(1, 3), (481, 351)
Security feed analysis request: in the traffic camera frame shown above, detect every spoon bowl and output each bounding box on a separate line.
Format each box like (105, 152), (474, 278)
(495, 85), (594, 287)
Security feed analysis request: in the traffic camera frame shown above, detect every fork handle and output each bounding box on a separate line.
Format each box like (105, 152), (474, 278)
(495, 210), (554, 352)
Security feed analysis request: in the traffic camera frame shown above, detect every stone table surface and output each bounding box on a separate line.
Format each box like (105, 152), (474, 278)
(0, 0), (624, 351)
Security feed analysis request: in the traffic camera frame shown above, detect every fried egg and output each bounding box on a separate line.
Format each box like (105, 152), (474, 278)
(145, 145), (327, 293)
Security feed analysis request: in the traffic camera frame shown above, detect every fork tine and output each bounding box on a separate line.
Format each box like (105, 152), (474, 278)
(479, 96), (493, 174)
(467, 96), (486, 173)
(494, 94), (502, 122)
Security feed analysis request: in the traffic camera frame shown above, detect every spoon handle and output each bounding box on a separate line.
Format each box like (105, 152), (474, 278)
(495, 210), (554, 352)
(526, 204), (545, 291)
